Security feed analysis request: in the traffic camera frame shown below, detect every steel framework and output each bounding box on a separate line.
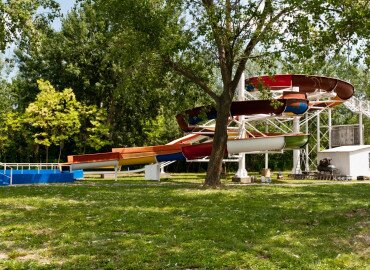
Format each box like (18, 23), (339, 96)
(186, 75), (370, 175)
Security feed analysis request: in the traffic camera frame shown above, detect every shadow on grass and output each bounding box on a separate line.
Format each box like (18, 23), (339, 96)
(0, 179), (368, 269)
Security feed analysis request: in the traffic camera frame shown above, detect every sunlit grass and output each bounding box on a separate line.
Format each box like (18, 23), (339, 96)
(0, 174), (368, 269)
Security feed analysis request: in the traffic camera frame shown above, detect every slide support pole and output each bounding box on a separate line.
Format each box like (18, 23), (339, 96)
(305, 113), (310, 171)
(292, 116), (301, 174)
(265, 122), (269, 169)
(359, 101), (364, 145)
(232, 72), (250, 183)
(328, 108), (332, 149)
(317, 111), (321, 165)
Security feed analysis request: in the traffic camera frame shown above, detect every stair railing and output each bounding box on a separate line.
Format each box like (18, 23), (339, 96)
(0, 163), (13, 185)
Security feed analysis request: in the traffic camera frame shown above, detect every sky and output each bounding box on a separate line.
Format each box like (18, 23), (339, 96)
(59, 0), (76, 14)
(53, 0), (77, 30)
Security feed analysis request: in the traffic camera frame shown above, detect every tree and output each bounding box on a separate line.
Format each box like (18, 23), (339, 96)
(0, 0), (60, 51)
(25, 80), (81, 162)
(14, 1), (212, 148)
(24, 79), (112, 162)
(0, 112), (26, 159)
(98, 0), (369, 186)
(0, 78), (30, 161)
(74, 104), (111, 154)
(0, 79), (17, 115)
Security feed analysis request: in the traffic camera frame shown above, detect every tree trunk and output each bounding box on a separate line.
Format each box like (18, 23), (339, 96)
(107, 94), (116, 141)
(45, 146), (49, 163)
(58, 141), (64, 163)
(204, 97), (232, 187)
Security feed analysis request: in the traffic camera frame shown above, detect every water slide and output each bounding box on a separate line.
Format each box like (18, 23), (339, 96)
(247, 74), (354, 107)
(67, 74), (354, 170)
(176, 91), (308, 132)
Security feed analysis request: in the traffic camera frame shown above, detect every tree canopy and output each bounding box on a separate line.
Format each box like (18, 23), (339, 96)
(25, 80), (81, 162)
(0, 0), (60, 51)
(13, 1), (213, 148)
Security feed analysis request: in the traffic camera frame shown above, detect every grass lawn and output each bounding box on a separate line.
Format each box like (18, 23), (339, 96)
(0, 173), (369, 269)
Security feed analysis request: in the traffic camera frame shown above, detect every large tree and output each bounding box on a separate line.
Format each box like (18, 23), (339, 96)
(98, 0), (369, 186)
(24, 79), (110, 162)
(14, 1), (212, 148)
(0, 0), (59, 51)
(25, 80), (81, 162)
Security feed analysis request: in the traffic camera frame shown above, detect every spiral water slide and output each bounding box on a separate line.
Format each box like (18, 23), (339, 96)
(67, 74), (354, 170)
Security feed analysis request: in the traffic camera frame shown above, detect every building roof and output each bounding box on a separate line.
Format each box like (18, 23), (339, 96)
(319, 145), (370, 153)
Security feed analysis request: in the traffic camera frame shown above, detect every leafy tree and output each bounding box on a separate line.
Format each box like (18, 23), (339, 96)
(74, 104), (111, 153)
(0, 78), (29, 161)
(98, 0), (369, 186)
(141, 109), (182, 146)
(14, 1), (212, 148)
(12, 3), (126, 146)
(0, 79), (17, 116)
(24, 79), (112, 162)
(25, 80), (81, 162)
(0, 0), (60, 51)
(0, 112), (24, 157)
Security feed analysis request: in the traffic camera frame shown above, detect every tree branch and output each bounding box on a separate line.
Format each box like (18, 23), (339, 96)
(164, 56), (219, 102)
(232, 3), (297, 91)
(231, 0), (271, 91)
(202, 0), (230, 84)
(233, 0), (265, 42)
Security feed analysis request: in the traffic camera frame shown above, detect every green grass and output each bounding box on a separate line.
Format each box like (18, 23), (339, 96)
(0, 174), (369, 269)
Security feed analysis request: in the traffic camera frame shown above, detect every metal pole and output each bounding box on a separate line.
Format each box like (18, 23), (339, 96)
(265, 121), (268, 169)
(305, 113), (309, 171)
(292, 116), (301, 174)
(359, 101), (364, 145)
(328, 108), (332, 149)
(317, 111), (321, 163)
(114, 164), (118, 181)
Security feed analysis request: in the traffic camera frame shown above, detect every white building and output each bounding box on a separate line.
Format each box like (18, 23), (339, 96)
(317, 145), (370, 179)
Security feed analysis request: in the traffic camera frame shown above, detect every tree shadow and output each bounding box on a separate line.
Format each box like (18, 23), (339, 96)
(0, 183), (368, 269)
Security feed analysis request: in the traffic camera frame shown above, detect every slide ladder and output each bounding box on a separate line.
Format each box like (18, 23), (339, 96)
(344, 96), (370, 118)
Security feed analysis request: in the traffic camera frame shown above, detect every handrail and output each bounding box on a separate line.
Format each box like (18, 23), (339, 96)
(0, 162), (14, 185)
(0, 163), (61, 174)
(344, 97), (370, 118)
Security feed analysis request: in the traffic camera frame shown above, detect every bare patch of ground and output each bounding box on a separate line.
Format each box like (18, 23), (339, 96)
(0, 253), (8, 259)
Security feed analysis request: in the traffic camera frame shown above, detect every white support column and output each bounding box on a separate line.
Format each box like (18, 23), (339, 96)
(232, 72), (250, 183)
(359, 101), (364, 145)
(317, 111), (321, 163)
(305, 113), (310, 171)
(265, 121), (269, 169)
(328, 108), (332, 149)
(114, 165), (118, 181)
(292, 116), (301, 174)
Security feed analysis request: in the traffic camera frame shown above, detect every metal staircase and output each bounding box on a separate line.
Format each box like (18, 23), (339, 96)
(344, 96), (370, 118)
